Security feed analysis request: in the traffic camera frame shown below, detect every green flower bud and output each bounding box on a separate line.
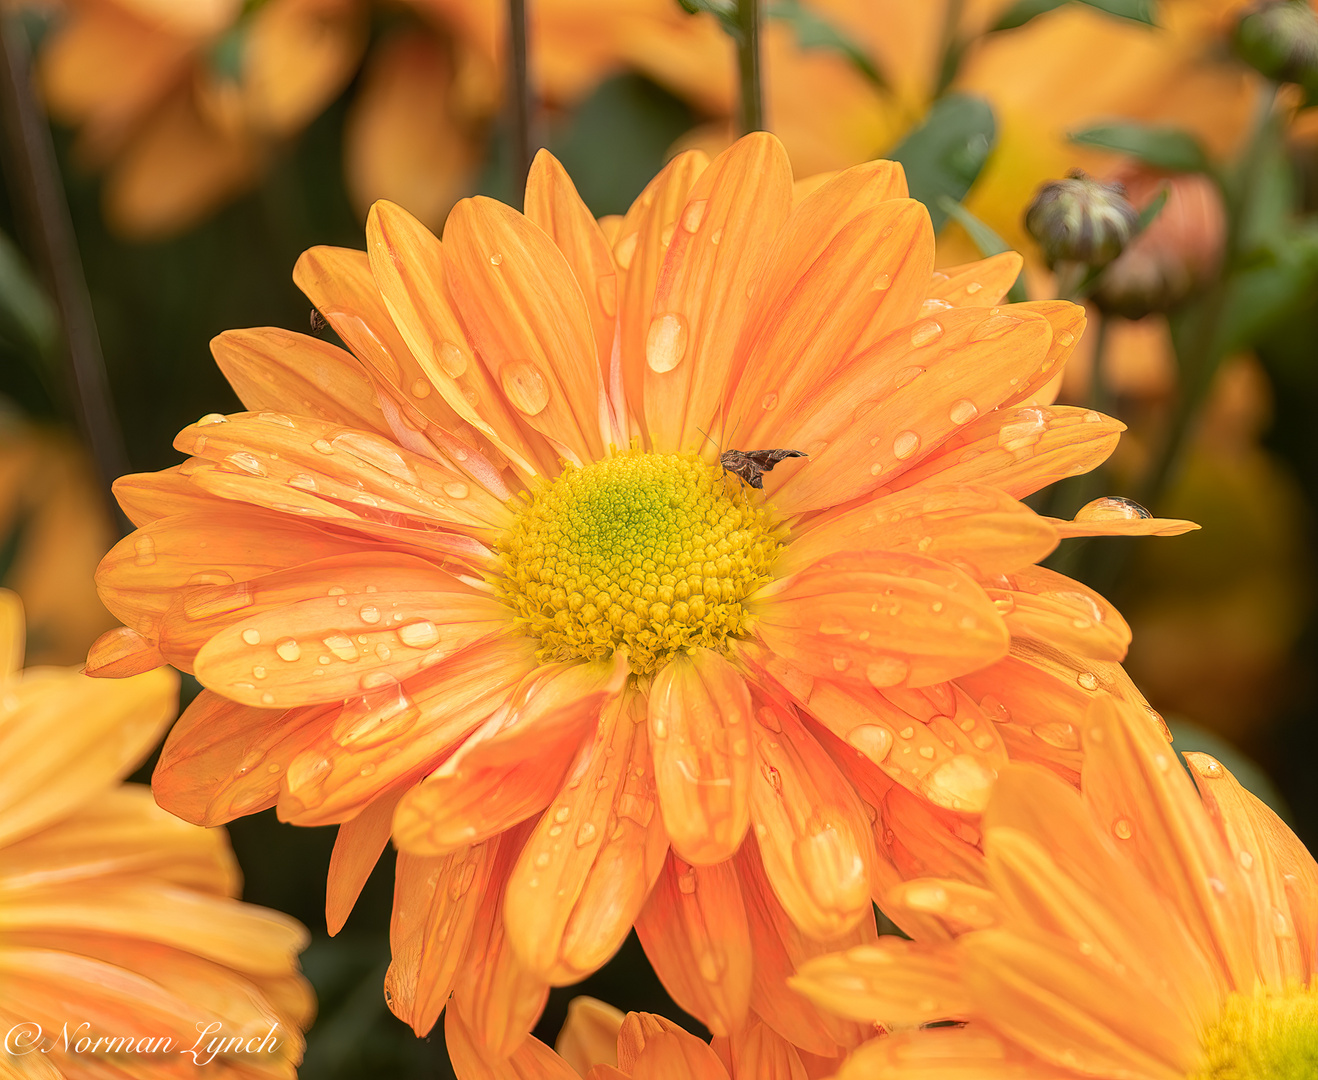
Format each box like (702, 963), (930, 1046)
(1235, 1), (1318, 92)
(1024, 171), (1140, 271)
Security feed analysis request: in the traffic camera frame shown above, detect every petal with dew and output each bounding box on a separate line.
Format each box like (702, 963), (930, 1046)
(84, 625), (164, 678)
(1047, 509), (1199, 538)
(989, 566), (1131, 662)
(111, 465), (223, 528)
(832, 1027), (1055, 1080)
(792, 937), (970, 1026)
(927, 253), (1024, 308)
(644, 133), (792, 453)
(649, 649), (753, 866)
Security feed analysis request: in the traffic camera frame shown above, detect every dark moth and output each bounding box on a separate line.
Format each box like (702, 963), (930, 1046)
(719, 448), (808, 489)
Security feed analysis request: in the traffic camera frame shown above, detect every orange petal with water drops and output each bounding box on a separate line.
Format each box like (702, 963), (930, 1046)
(278, 636), (537, 827)
(392, 657), (625, 855)
(84, 625), (164, 677)
(613, 150), (708, 426)
(1081, 695), (1259, 994)
(1186, 751), (1318, 989)
(327, 782), (407, 935)
(189, 551), (509, 708)
(927, 252), (1024, 308)
(212, 326), (393, 436)
(753, 549), (1008, 690)
(556, 997), (624, 1075)
(883, 405), (1124, 501)
(767, 306), (1054, 514)
(780, 484), (1057, 580)
(112, 466), (223, 527)
(386, 842), (497, 1036)
(989, 566), (1131, 662)
(1048, 497), (1199, 538)
(367, 200), (551, 479)
(648, 650), (753, 866)
(729, 198), (933, 452)
(453, 828), (551, 1056)
(0, 665), (178, 847)
(831, 1027), (1053, 1080)
(885, 878), (1003, 937)
(747, 702), (874, 940)
(791, 937), (970, 1027)
(506, 693), (667, 984)
(443, 195), (606, 466)
(881, 783), (989, 892)
(999, 300), (1087, 408)
(635, 853), (752, 1039)
(734, 839), (875, 1056)
(643, 133), (792, 453)
(525, 149), (618, 382)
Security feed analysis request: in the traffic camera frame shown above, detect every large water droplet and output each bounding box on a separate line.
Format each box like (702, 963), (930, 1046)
(575, 821), (598, 847)
(846, 724), (893, 764)
(133, 536), (156, 566)
(1074, 496), (1152, 523)
(359, 605), (381, 625)
(500, 360), (551, 416)
(872, 272), (891, 290)
(645, 313), (689, 373)
(1032, 721), (1079, 750)
(681, 198), (708, 232)
(442, 481), (469, 500)
(330, 431), (416, 482)
(275, 638), (301, 662)
(615, 232), (639, 270)
(322, 633), (358, 661)
(398, 620), (441, 649)
(1113, 818), (1133, 840)
(910, 321), (944, 348)
(225, 452), (267, 477)
(410, 378), (432, 399)
(866, 656), (910, 688)
(1076, 671), (1100, 691)
(922, 754), (996, 813)
(489, 252), (503, 266)
(241, 628), (262, 646)
(436, 341), (468, 378)
(949, 399), (979, 425)
(892, 431), (921, 460)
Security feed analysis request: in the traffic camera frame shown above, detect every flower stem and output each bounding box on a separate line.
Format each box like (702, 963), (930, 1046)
(508, 0), (533, 206)
(736, 0), (763, 133)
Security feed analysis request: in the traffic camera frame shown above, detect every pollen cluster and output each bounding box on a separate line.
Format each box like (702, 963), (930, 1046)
(1191, 987), (1318, 1080)
(496, 451), (782, 677)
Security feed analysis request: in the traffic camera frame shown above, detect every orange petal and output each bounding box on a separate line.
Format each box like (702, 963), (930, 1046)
(989, 566), (1130, 661)
(505, 692), (667, 984)
(882, 405), (1124, 501)
(1186, 751), (1318, 988)
(643, 132), (792, 453)
(367, 199), (552, 479)
(84, 625), (164, 678)
(747, 703), (874, 940)
(112, 466), (223, 527)
(753, 550), (1008, 690)
(881, 783), (989, 893)
(524, 149), (618, 384)
(326, 782), (407, 935)
(780, 484), (1058, 579)
(767, 307), (1055, 514)
(616, 1011), (690, 1071)
(391, 657), (626, 855)
(884, 878), (1003, 937)
(613, 150), (708, 426)
(555, 997), (623, 1075)
(443, 195), (607, 465)
(445, 1008), (578, 1080)
(1000, 300), (1087, 409)
(211, 326), (393, 436)
(635, 853), (752, 1039)
(0, 590), (22, 678)
(831, 1027), (1055, 1080)
(630, 1030), (730, 1080)
(727, 1018), (810, 1080)
(648, 650), (753, 865)
(791, 937), (970, 1026)
(927, 253), (1024, 308)
(386, 842), (497, 1036)
(1047, 508), (1200, 538)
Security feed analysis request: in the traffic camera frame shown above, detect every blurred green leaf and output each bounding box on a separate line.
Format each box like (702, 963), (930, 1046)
(1135, 185), (1169, 231)
(1069, 121), (1210, 172)
(768, 1), (887, 88)
(676, 0), (737, 32)
(936, 196), (1028, 302)
(1219, 226), (1318, 353)
(992, 0), (1155, 32)
(889, 94), (995, 232)
(0, 229), (57, 361)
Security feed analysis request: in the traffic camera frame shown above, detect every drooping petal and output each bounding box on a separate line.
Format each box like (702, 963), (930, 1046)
(84, 625), (165, 677)
(989, 566), (1131, 661)
(648, 650), (753, 865)
(1047, 507), (1199, 538)
(752, 550), (1008, 690)
(643, 133), (792, 452)
(791, 937), (970, 1026)
(635, 853), (752, 1039)
(326, 783), (406, 935)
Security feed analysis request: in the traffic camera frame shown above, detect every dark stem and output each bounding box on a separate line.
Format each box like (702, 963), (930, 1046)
(736, 0), (763, 133)
(508, 0), (532, 207)
(0, 15), (130, 525)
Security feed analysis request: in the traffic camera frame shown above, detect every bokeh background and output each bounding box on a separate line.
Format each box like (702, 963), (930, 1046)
(1, 0), (1316, 1075)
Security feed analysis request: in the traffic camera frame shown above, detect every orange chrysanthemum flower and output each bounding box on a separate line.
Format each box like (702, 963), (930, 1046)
(793, 693), (1318, 1079)
(90, 132), (1191, 1056)
(0, 590), (313, 1079)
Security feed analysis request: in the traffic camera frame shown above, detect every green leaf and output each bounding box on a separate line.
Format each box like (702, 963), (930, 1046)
(992, 0), (1154, 32)
(889, 94), (996, 233)
(936, 197), (1028, 302)
(676, 0), (737, 31)
(767, 0), (887, 88)
(1069, 122), (1211, 173)
(1136, 185), (1169, 232)
(0, 230), (57, 361)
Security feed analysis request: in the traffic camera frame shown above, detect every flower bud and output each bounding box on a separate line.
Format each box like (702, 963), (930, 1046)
(1092, 170), (1226, 319)
(1234, 1), (1318, 92)
(1024, 170), (1140, 270)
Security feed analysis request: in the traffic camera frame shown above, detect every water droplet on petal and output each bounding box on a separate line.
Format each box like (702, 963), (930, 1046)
(965, 281), (983, 294)
(489, 252), (503, 266)
(289, 473), (317, 491)
(225, 452), (267, 477)
(677, 868), (697, 894)
(681, 199), (708, 232)
(575, 822), (598, 846)
(1238, 849), (1254, 871)
(275, 638), (301, 662)
(872, 272), (891, 290)
(1032, 721), (1079, 750)
(436, 341), (468, 378)
(1076, 671), (1100, 691)
(322, 633), (357, 661)
(241, 628), (262, 646)
(443, 481), (470, 500)
(1074, 496), (1152, 523)
(615, 232), (639, 269)
(1194, 757), (1224, 779)
(133, 536), (156, 566)
(846, 724), (893, 764)
(920, 298), (953, 316)
(949, 399), (979, 425)
(500, 360), (552, 415)
(761, 392), (778, 411)
(971, 314), (1021, 341)
(398, 620), (440, 649)
(359, 605), (381, 624)
(312, 438), (334, 454)
(1113, 818), (1133, 840)
(645, 313), (688, 373)
(1057, 330), (1075, 347)
(910, 320), (944, 347)
(892, 431), (920, 459)
(710, 228), (723, 245)
(410, 378), (432, 398)
(866, 656), (910, 688)
(198, 413), (228, 426)
(894, 366), (925, 388)
(921, 754), (996, 813)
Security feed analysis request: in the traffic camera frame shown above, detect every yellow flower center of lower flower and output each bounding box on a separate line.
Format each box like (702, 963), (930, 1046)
(496, 451), (782, 677)
(1190, 986), (1318, 1080)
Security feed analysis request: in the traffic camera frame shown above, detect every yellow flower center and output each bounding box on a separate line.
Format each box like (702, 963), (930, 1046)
(496, 451), (782, 677)
(1190, 986), (1318, 1080)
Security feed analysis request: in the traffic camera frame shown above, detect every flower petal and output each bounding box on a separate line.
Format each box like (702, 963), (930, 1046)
(635, 853), (752, 1039)
(990, 566), (1131, 662)
(927, 253), (1024, 308)
(727, 1018), (810, 1080)
(832, 1027), (1058, 1080)
(648, 650), (753, 865)
(643, 132), (792, 453)
(326, 782), (406, 935)
(445, 1008), (577, 1080)
(791, 937), (970, 1026)
(1047, 511), (1199, 538)
(753, 550), (1008, 690)
(555, 997), (623, 1075)
(112, 466), (222, 527)
(631, 1030), (730, 1080)
(84, 625), (165, 677)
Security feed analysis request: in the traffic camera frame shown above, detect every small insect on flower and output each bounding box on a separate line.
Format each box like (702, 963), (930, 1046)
(718, 447), (808, 489)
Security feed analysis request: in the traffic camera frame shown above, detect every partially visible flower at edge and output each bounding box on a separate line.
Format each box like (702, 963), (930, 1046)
(0, 589), (314, 1080)
(792, 692), (1318, 1079)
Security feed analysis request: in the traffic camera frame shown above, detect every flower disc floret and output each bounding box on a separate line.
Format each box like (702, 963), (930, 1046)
(1191, 988), (1318, 1080)
(496, 451), (782, 676)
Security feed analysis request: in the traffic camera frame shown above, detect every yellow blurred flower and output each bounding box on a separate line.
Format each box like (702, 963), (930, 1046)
(0, 589), (314, 1079)
(793, 692), (1318, 1079)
